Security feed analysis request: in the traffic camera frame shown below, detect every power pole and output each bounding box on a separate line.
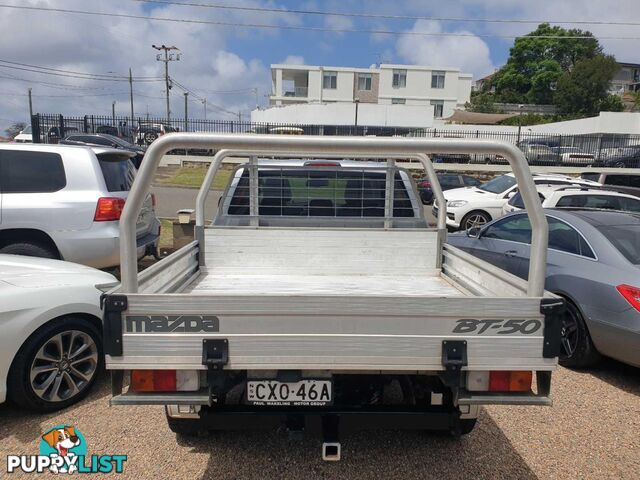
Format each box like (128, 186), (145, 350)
(28, 87), (33, 119)
(202, 98), (207, 120)
(237, 111), (242, 123)
(152, 44), (181, 121)
(112, 101), (116, 126)
(128, 68), (135, 133)
(184, 92), (188, 131)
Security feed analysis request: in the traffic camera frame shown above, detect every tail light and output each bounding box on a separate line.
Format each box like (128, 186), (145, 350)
(617, 284), (640, 312)
(418, 181), (431, 188)
(130, 370), (199, 392)
(150, 193), (156, 208)
(489, 371), (532, 392)
(94, 197), (125, 222)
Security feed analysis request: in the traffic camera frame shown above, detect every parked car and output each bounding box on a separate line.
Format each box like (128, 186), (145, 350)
(434, 173), (601, 230)
(0, 254), (116, 411)
(550, 146), (594, 165)
(60, 133), (146, 168)
(519, 143), (559, 165)
(580, 172), (640, 198)
(0, 144), (160, 268)
(447, 209), (640, 368)
(13, 125), (33, 143)
(135, 123), (177, 146)
(592, 144), (640, 168)
(430, 153), (472, 164)
(47, 126), (78, 144)
(418, 173), (481, 204)
(503, 186), (640, 215)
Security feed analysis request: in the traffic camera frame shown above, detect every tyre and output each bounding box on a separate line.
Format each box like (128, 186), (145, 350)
(144, 131), (158, 144)
(558, 299), (600, 368)
(0, 241), (58, 259)
(613, 161), (626, 168)
(459, 418), (477, 435)
(166, 410), (208, 437)
(7, 318), (102, 412)
(460, 211), (491, 231)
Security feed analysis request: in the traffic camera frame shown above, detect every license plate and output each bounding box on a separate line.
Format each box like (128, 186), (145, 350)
(246, 380), (332, 406)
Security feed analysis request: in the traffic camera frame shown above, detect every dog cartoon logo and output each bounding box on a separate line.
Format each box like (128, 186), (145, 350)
(39, 425), (86, 474)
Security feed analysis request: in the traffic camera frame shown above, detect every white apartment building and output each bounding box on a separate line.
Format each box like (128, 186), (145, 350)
(257, 63), (473, 127)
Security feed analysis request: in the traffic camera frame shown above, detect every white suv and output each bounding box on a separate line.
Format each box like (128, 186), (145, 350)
(0, 144), (160, 268)
(435, 173), (601, 230)
(503, 186), (640, 215)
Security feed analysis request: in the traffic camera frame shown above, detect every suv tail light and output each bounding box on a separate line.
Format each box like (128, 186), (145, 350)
(150, 193), (156, 208)
(617, 284), (640, 312)
(94, 197), (125, 222)
(418, 180), (431, 188)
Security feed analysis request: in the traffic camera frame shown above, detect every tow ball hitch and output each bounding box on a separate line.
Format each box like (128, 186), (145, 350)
(321, 415), (341, 461)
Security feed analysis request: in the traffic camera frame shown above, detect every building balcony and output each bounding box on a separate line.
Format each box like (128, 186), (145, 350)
(283, 86), (308, 98)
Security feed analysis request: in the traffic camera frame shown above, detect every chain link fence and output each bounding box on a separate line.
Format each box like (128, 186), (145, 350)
(31, 113), (640, 168)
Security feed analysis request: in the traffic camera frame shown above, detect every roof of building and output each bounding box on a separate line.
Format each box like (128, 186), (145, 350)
(443, 109), (518, 125)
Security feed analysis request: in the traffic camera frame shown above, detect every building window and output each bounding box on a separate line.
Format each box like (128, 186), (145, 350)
(323, 71), (337, 89)
(431, 71), (445, 89)
(431, 100), (444, 118)
(391, 98), (406, 104)
(357, 73), (372, 91)
(392, 69), (407, 88)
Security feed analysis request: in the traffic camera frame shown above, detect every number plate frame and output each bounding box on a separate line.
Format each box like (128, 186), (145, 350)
(246, 379), (333, 406)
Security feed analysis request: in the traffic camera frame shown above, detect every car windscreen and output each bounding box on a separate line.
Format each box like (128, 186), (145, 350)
(228, 168), (416, 218)
(508, 191), (545, 208)
(97, 154), (136, 192)
(597, 224), (640, 264)
(478, 175), (517, 194)
(21, 125), (32, 134)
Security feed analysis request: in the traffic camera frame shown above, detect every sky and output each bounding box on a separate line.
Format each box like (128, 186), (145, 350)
(0, 0), (639, 132)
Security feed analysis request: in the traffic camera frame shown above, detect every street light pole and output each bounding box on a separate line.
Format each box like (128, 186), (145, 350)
(112, 101), (116, 126)
(184, 92), (188, 131)
(152, 44), (181, 122)
(202, 98), (207, 120)
(28, 87), (33, 119)
(516, 104), (524, 146)
(129, 68), (135, 133)
(354, 97), (360, 133)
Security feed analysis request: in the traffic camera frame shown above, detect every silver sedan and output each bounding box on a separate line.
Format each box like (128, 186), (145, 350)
(447, 208), (640, 368)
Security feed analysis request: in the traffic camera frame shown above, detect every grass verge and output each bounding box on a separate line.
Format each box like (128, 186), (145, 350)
(158, 167), (232, 189)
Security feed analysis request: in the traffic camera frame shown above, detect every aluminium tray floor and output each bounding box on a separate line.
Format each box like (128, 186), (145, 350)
(182, 270), (469, 297)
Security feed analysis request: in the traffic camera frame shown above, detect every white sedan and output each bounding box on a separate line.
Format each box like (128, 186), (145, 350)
(0, 255), (116, 412)
(434, 173), (601, 231)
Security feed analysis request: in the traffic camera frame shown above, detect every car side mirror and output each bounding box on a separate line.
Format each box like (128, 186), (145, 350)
(466, 226), (482, 238)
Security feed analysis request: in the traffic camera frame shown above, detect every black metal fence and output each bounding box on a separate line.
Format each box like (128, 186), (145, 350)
(31, 113), (640, 168)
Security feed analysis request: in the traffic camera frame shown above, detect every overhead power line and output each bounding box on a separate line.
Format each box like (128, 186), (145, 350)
(5, 91), (131, 98)
(2, 4), (640, 40)
(132, 0), (640, 28)
(0, 72), (130, 91)
(0, 62), (163, 82)
(0, 59), (161, 80)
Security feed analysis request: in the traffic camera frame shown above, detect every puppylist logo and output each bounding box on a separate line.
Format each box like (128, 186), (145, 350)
(7, 425), (127, 474)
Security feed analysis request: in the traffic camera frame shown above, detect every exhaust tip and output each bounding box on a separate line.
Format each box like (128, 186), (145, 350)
(322, 442), (341, 461)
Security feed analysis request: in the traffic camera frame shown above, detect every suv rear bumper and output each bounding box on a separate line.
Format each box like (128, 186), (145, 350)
(55, 219), (160, 269)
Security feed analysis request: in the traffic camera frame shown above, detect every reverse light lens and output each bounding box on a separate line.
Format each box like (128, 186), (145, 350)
(617, 284), (640, 312)
(447, 200), (468, 208)
(94, 197), (125, 222)
(489, 371), (532, 393)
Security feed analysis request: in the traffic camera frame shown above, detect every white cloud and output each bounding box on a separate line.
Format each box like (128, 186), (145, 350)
(281, 55), (305, 65)
(395, 20), (495, 78)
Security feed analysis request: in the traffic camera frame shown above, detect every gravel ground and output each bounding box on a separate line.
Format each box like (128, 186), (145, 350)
(1, 361), (638, 479)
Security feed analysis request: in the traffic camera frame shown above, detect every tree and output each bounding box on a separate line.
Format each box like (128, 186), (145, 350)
(487, 23), (602, 105)
(553, 55), (620, 116)
(4, 122), (26, 139)
(465, 92), (498, 113)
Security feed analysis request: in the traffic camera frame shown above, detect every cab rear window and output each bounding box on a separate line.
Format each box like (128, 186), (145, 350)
(228, 168), (416, 218)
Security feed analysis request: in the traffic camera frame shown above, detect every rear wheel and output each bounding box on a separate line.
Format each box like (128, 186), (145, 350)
(0, 241), (58, 259)
(460, 211), (491, 231)
(559, 299), (600, 368)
